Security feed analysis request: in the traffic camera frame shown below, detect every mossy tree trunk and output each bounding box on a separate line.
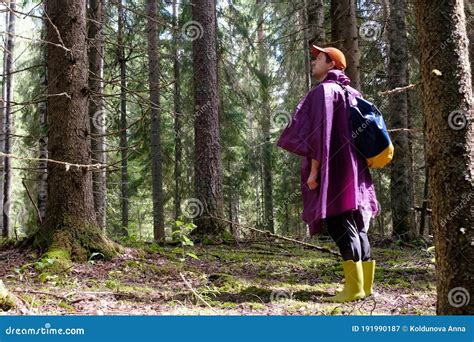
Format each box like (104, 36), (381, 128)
(415, 0), (473, 314)
(34, 0), (115, 261)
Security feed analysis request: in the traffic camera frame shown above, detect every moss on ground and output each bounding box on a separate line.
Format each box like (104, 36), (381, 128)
(33, 214), (119, 262)
(1, 236), (436, 314)
(0, 281), (15, 311)
(36, 249), (72, 274)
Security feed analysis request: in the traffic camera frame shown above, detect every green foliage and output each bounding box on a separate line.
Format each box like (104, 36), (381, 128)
(171, 219), (199, 263)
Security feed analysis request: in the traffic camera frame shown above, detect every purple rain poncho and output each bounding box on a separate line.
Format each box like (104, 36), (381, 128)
(276, 69), (379, 236)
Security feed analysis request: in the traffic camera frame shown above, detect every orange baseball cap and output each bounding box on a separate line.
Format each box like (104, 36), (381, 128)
(311, 45), (347, 70)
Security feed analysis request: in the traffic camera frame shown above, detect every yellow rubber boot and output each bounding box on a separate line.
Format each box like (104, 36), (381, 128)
(362, 260), (375, 296)
(335, 260), (376, 295)
(325, 260), (365, 302)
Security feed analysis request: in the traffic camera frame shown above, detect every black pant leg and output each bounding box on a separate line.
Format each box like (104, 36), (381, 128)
(358, 230), (371, 261)
(326, 211), (362, 261)
(353, 209), (372, 261)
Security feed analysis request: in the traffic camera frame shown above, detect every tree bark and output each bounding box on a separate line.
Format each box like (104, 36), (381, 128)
(330, 0), (360, 89)
(419, 165), (429, 236)
(301, 0), (311, 92)
(191, 0), (227, 240)
(35, 0), (115, 260)
(415, 0), (473, 314)
(388, 0), (415, 241)
(306, 0), (325, 46)
(146, 0), (165, 241)
(466, 0), (473, 88)
(305, 0), (325, 88)
(88, 0), (107, 231)
(37, 10), (48, 224)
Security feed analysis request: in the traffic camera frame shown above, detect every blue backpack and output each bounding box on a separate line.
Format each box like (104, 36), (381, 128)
(337, 82), (394, 168)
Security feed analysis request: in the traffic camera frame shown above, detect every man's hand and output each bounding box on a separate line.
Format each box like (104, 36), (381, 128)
(307, 159), (320, 190)
(307, 171), (319, 190)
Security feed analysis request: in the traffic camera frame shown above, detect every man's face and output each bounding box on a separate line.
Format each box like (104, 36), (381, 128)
(310, 52), (335, 82)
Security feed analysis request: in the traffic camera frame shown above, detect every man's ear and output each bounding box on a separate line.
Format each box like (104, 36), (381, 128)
(329, 61), (336, 70)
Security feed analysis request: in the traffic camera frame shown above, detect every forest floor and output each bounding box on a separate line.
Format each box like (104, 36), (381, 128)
(0, 236), (436, 315)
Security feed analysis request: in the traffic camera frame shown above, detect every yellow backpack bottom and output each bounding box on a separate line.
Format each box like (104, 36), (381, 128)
(367, 144), (394, 169)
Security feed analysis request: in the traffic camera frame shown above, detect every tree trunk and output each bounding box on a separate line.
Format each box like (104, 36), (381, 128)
(466, 0), (473, 88)
(172, 0), (182, 222)
(419, 165), (429, 236)
(254, 147), (261, 229)
(37, 11), (48, 224)
(281, 156), (290, 236)
(230, 194), (240, 240)
(306, 0), (325, 46)
(388, 0), (414, 241)
(3, 0), (15, 238)
(257, 0), (274, 233)
(330, 0), (360, 89)
(146, 0), (165, 241)
(301, 0), (311, 92)
(415, 0), (473, 315)
(88, 0), (107, 231)
(227, 160), (240, 240)
(0, 5), (9, 237)
(118, 0), (128, 237)
(190, 0), (227, 240)
(306, 0), (325, 88)
(35, 0), (115, 260)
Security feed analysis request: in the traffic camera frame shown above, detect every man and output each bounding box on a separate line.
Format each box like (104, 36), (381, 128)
(276, 46), (379, 303)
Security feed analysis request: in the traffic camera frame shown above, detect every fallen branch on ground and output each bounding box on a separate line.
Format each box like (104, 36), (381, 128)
(179, 272), (218, 313)
(209, 215), (340, 257)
